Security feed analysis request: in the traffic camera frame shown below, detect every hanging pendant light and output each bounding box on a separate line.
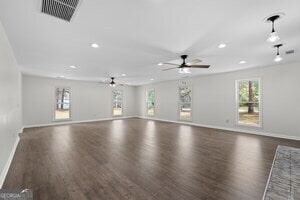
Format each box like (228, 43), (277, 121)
(266, 15), (280, 43)
(109, 77), (116, 87)
(274, 44), (283, 62)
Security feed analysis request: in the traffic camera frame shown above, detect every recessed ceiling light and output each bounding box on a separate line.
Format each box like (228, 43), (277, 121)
(150, 78), (154, 81)
(239, 61), (247, 64)
(91, 43), (99, 48)
(122, 74), (126, 76)
(218, 43), (226, 48)
(158, 63), (163, 66)
(69, 65), (76, 69)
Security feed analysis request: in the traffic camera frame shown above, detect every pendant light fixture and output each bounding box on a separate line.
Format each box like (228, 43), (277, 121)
(109, 77), (116, 87)
(266, 15), (280, 43)
(274, 44), (283, 62)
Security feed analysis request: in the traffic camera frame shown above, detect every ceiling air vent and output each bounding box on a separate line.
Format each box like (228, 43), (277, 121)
(41, 0), (80, 22)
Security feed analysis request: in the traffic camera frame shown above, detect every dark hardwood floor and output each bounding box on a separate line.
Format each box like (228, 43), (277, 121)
(3, 118), (300, 199)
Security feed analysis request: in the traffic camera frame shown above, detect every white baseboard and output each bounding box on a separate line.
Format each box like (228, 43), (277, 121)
(137, 116), (300, 141)
(23, 116), (138, 129)
(22, 115), (300, 140)
(19, 128), (23, 134)
(0, 136), (20, 188)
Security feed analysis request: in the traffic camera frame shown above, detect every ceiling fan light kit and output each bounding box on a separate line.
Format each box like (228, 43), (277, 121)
(160, 54), (210, 74)
(109, 77), (116, 87)
(179, 68), (191, 74)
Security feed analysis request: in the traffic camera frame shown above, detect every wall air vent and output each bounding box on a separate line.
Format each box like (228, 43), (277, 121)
(285, 50), (295, 55)
(41, 0), (80, 22)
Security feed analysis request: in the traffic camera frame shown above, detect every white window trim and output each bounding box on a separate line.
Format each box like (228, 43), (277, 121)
(112, 89), (123, 117)
(53, 86), (72, 122)
(146, 89), (155, 117)
(235, 78), (262, 128)
(178, 85), (192, 122)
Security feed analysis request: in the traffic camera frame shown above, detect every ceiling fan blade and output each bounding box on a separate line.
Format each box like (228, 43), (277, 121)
(187, 59), (202, 65)
(162, 62), (180, 66)
(189, 65), (210, 68)
(162, 67), (178, 71)
(103, 79), (110, 82)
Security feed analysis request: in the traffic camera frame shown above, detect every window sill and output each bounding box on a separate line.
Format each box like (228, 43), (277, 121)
(53, 118), (72, 122)
(236, 123), (262, 128)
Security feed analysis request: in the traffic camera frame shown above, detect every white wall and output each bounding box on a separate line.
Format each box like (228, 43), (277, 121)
(22, 75), (137, 127)
(137, 62), (300, 139)
(0, 21), (22, 187)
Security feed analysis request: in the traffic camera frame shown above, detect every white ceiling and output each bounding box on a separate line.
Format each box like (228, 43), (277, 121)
(0, 0), (299, 85)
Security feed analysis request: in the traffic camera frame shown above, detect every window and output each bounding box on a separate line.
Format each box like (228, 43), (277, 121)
(146, 89), (155, 116)
(179, 86), (192, 121)
(112, 90), (123, 116)
(236, 79), (261, 126)
(54, 87), (71, 120)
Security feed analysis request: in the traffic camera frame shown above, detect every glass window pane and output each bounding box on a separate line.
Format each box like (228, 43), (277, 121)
(113, 102), (122, 116)
(147, 109), (155, 116)
(147, 102), (154, 108)
(179, 87), (191, 103)
(55, 87), (71, 120)
(113, 102), (122, 108)
(55, 104), (70, 120)
(113, 90), (122, 101)
(113, 108), (122, 116)
(239, 80), (249, 102)
(239, 104), (260, 125)
(179, 86), (192, 121)
(147, 90), (155, 102)
(112, 91), (123, 116)
(56, 88), (70, 103)
(147, 90), (155, 116)
(179, 103), (191, 121)
(56, 103), (69, 109)
(147, 102), (155, 116)
(239, 80), (259, 103)
(238, 80), (260, 126)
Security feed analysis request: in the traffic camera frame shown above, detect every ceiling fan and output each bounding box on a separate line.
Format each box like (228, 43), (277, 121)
(102, 77), (125, 87)
(109, 77), (116, 87)
(160, 55), (210, 73)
